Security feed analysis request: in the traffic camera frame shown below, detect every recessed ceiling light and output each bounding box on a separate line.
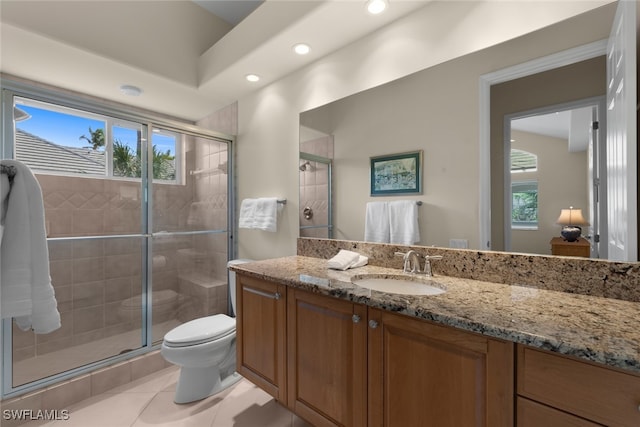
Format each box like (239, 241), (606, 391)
(366, 0), (388, 14)
(246, 74), (260, 82)
(293, 43), (311, 55)
(120, 84), (143, 96)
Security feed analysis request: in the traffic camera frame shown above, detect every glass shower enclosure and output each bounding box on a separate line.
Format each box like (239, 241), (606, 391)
(1, 85), (233, 398)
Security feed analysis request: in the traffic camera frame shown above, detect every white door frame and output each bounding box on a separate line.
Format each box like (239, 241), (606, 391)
(478, 40), (607, 250)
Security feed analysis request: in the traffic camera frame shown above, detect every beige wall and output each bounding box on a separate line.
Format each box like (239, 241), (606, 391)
(235, 1), (615, 260)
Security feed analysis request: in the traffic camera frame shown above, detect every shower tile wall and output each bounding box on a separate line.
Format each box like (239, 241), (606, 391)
(11, 135), (229, 385)
(299, 136), (333, 238)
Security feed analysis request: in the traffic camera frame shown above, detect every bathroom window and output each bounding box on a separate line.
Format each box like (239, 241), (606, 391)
(13, 97), (180, 183)
(511, 149), (537, 173)
(512, 181), (538, 229)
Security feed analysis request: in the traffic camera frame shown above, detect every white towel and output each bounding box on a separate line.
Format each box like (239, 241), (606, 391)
(239, 197), (279, 232)
(350, 254), (369, 268)
(389, 200), (420, 245)
(0, 160), (61, 334)
(327, 250), (361, 270)
(1, 172), (10, 244)
(238, 198), (257, 229)
(364, 201), (390, 243)
(252, 198), (278, 232)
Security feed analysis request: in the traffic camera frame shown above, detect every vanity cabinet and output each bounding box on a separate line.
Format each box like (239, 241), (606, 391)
(516, 345), (640, 427)
(287, 288), (368, 427)
(235, 274), (287, 402)
(236, 274), (514, 426)
(367, 308), (514, 427)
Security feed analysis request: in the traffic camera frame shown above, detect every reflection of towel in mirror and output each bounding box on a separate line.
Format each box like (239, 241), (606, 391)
(1, 160), (61, 334)
(389, 200), (420, 244)
(364, 202), (390, 243)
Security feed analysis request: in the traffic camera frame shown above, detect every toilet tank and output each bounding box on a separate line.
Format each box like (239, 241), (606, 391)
(227, 259), (253, 317)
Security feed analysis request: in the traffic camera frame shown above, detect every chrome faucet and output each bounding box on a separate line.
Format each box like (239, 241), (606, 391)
(395, 250), (422, 274)
(395, 251), (443, 276)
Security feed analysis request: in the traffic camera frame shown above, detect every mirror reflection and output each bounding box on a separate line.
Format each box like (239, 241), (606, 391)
(299, 3), (634, 260)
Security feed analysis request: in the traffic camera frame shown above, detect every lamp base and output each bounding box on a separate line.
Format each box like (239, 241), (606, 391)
(561, 226), (582, 242)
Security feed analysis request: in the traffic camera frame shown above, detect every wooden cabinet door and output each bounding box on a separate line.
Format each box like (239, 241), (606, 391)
(368, 308), (514, 427)
(287, 288), (367, 427)
(235, 274), (287, 402)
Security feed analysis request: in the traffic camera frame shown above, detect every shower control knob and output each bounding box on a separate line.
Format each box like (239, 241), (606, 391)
(303, 206), (313, 220)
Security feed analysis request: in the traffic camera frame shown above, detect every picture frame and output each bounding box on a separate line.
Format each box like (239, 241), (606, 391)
(370, 150), (423, 196)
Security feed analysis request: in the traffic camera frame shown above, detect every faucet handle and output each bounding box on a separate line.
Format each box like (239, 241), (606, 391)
(422, 254), (442, 277)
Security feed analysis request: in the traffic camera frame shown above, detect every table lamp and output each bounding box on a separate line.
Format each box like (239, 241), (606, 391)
(556, 207), (588, 242)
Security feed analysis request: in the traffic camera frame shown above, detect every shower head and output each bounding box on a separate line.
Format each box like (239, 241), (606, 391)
(299, 161), (311, 171)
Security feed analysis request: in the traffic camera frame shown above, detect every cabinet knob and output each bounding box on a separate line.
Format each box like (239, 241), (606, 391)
(274, 292), (280, 300)
(352, 314), (361, 323)
(369, 320), (379, 329)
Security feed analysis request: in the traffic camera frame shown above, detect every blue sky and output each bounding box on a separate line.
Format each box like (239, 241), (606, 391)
(16, 104), (175, 155)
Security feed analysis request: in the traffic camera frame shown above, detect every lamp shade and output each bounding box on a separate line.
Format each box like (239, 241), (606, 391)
(556, 207), (589, 226)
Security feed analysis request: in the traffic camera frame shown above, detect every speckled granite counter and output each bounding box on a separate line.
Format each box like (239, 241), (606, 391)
(230, 255), (640, 374)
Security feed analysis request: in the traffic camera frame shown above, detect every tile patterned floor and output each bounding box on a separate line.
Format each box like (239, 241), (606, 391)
(19, 367), (310, 427)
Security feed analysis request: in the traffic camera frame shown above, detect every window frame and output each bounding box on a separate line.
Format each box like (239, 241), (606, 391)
(511, 180), (539, 230)
(12, 97), (182, 184)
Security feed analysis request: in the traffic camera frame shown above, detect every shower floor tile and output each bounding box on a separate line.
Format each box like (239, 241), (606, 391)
(20, 367), (311, 427)
(13, 321), (180, 387)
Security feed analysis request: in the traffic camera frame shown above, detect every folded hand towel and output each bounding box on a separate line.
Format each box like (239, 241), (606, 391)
(239, 198), (257, 229)
(364, 202), (390, 243)
(1, 160), (61, 334)
(350, 255), (369, 268)
(239, 198), (279, 232)
(389, 200), (420, 245)
(328, 249), (361, 270)
(252, 198), (278, 232)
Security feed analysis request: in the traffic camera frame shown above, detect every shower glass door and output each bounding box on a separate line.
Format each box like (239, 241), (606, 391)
(1, 88), (232, 398)
(150, 129), (230, 344)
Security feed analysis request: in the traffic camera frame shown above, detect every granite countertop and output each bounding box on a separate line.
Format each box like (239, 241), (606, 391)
(230, 255), (640, 374)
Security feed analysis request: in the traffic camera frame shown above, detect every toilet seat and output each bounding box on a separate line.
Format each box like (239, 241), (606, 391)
(163, 314), (235, 348)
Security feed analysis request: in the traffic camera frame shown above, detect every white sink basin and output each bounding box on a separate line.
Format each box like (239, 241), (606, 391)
(351, 274), (446, 296)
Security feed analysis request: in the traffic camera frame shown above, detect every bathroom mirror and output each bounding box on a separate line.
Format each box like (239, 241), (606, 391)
(298, 2), (634, 260)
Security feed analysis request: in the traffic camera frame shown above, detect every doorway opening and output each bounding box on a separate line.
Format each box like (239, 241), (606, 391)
(504, 98), (606, 258)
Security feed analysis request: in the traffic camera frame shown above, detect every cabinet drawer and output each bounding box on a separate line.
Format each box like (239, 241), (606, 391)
(517, 397), (603, 427)
(517, 345), (640, 427)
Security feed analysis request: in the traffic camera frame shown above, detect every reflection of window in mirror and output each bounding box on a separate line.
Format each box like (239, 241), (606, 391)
(511, 149), (539, 230)
(511, 149), (537, 173)
(511, 181), (538, 230)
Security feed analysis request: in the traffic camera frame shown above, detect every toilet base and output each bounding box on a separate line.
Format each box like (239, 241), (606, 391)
(174, 366), (242, 404)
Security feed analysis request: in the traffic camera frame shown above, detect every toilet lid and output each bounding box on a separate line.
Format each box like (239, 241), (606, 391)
(164, 314), (235, 346)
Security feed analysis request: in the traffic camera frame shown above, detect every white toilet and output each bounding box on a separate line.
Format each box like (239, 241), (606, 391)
(160, 259), (251, 404)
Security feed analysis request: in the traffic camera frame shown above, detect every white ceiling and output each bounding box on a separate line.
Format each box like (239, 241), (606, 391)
(511, 106), (594, 152)
(0, 0), (431, 122)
